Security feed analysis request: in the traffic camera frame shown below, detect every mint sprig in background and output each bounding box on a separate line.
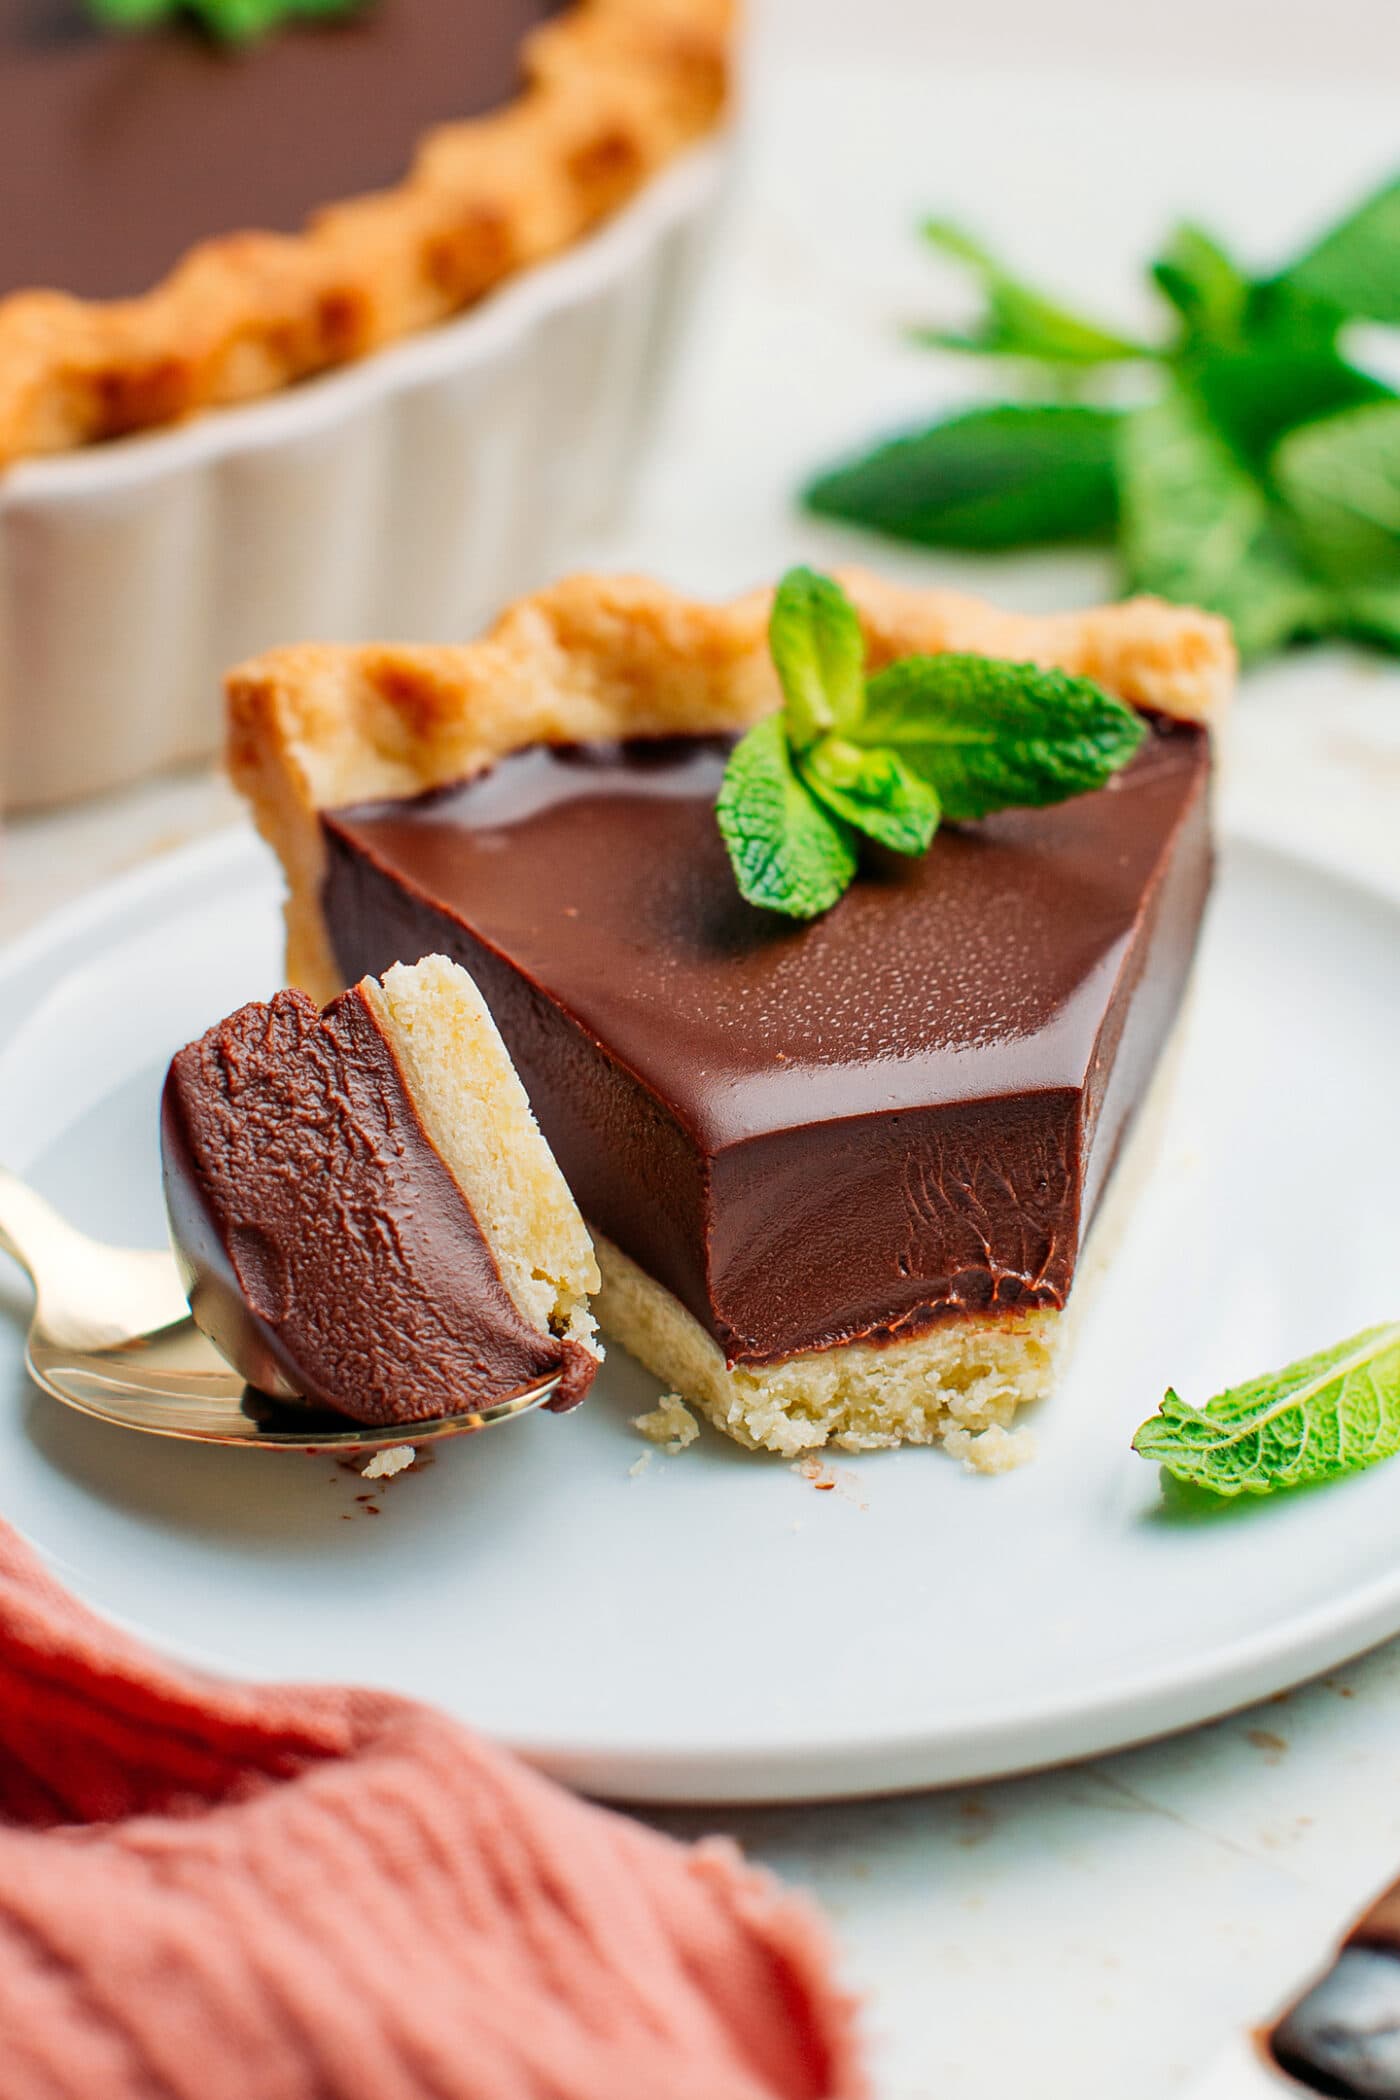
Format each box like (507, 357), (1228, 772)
(1134, 1322), (1400, 1499)
(716, 566), (1145, 918)
(804, 175), (1400, 664)
(86, 0), (364, 43)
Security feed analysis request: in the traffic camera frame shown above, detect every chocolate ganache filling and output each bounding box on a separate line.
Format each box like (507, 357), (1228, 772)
(1, 0), (563, 302)
(162, 984), (590, 1424)
(320, 719), (1213, 1366)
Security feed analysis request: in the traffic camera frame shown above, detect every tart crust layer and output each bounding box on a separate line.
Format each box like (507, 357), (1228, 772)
(0, 0), (732, 467)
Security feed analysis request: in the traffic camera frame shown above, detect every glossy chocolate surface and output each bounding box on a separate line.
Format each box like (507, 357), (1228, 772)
(1, 0), (562, 301)
(322, 722), (1213, 1364)
(161, 984), (592, 1424)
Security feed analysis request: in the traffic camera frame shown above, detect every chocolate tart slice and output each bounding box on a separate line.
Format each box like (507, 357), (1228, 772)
(0, 0), (732, 465)
(162, 953), (600, 1425)
(227, 571), (1235, 1461)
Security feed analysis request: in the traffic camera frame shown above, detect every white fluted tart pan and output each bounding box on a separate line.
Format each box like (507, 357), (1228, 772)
(0, 142), (726, 811)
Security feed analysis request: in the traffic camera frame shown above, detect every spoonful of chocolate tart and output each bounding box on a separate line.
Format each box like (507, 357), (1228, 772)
(161, 953), (602, 1429)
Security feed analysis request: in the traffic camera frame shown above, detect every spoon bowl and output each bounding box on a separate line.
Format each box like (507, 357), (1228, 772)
(0, 1168), (557, 1450)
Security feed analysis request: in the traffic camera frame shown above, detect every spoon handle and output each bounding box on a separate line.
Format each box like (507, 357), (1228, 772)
(0, 1166), (191, 1345)
(0, 1166), (66, 1284)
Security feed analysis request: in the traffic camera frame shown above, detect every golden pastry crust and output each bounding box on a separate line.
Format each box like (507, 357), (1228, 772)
(225, 566), (1236, 1002)
(0, 0), (733, 468)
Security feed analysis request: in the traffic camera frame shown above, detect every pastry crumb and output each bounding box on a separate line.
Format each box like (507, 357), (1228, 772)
(793, 1458), (838, 1491)
(631, 1393), (700, 1452)
(790, 1457), (868, 1508)
(628, 1450), (654, 1479)
(944, 1423), (1035, 1475)
(361, 1445), (416, 1481)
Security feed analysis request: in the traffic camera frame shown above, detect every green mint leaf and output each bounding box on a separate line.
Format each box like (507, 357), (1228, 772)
(918, 219), (1150, 366)
(1188, 345), (1392, 472)
(804, 405), (1120, 551)
(1279, 174), (1400, 326)
(716, 715), (857, 920)
(1338, 583), (1400, 653)
(857, 655), (1145, 821)
(87, 0), (363, 39)
(203, 0), (281, 34)
(1242, 276), (1348, 356)
(1151, 222), (1249, 347)
(84, 0), (174, 21)
(767, 567), (866, 749)
(1133, 1322), (1400, 1497)
(1272, 398), (1400, 591)
(721, 564), (1154, 916)
(799, 736), (941, 857)
(1117, 389), (1330, 659)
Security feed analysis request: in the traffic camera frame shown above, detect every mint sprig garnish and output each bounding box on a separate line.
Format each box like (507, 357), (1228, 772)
(86, 0), (364, 44)
(1284, 177), (1400, 327)
(800, 736), (939, 856)
(912, 221), (1151, 367)
(804, 404), (1120, 552)
(804, 174), (1400, 665)
(716, 566), (1145, 919)
(1275, 400), (1400, 589)
(716, 714), (858, 919)
(859, 652), (1146, 820)
(1133, 1323), (1400, 1498)
(1117, 389), (1331, 662)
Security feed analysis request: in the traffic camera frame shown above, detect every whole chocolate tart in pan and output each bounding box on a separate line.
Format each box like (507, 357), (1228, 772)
(0, 0), (733, 465)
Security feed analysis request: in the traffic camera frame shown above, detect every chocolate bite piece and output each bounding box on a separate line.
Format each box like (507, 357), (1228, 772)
(161, 954), (600, 1426)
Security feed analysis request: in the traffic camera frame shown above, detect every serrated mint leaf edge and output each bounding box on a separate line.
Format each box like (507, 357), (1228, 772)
(855, 655), (1146, 819)
(1132, 1321), (1400, 1496)
(716, 715), (857, 920)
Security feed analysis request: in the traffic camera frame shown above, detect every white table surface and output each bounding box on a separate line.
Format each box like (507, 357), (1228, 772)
(5, 16), (1400, 2097)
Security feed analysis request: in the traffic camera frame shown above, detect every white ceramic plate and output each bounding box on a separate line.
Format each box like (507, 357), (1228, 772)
(1, 824), (1398, 1804)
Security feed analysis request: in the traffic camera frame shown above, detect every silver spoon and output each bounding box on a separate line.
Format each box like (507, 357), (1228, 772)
(0, 1166), (557, 1451)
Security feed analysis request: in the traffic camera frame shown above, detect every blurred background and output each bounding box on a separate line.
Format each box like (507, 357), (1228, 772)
(759, 0), (1399, 81)
(8, 0), (1400, 930)
(4, 14), (1400, 2092)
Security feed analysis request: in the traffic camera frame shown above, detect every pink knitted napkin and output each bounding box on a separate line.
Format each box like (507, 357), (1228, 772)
(0, 1523), (865, 2100)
